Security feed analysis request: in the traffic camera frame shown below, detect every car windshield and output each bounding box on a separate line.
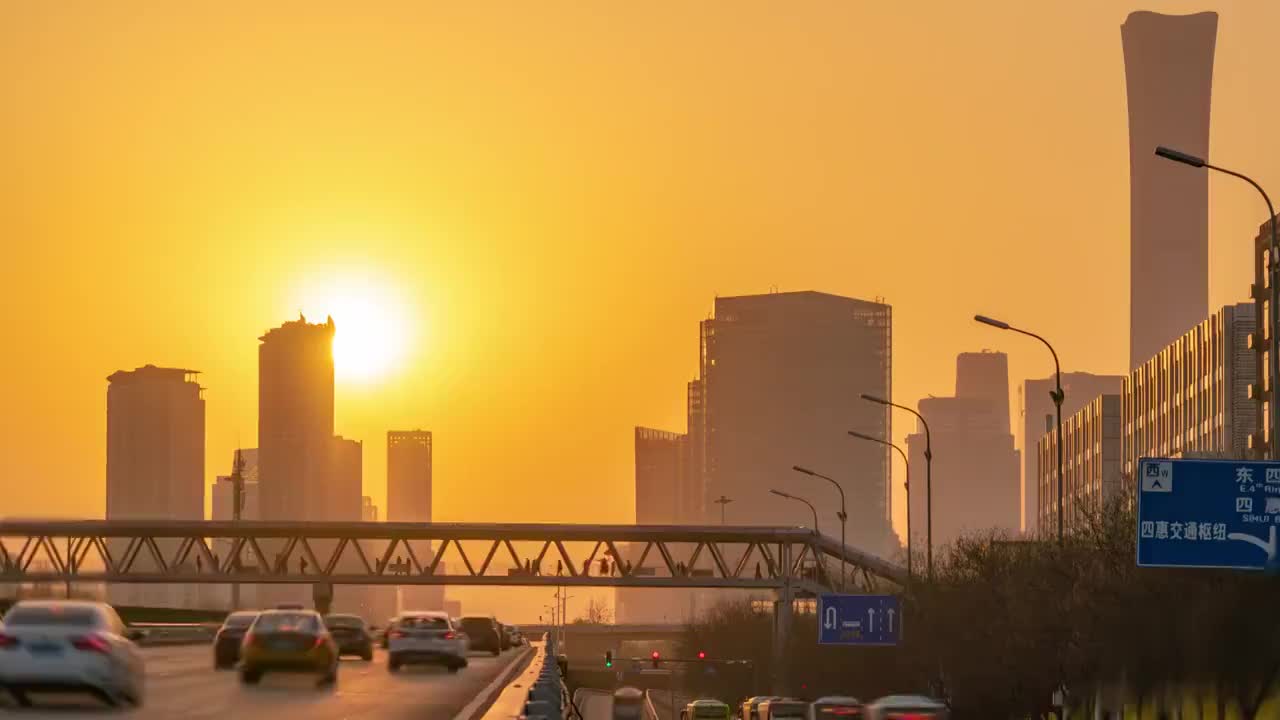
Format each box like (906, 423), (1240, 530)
(3, 606), (98, 626)
(460, 618), (492, 630)
(223, 613), (257, 629)
(324, 615), (364, 629)
(253, 612), (319, 633)
(399, 616), (450, 630)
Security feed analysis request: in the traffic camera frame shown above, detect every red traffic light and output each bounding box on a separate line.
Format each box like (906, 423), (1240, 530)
(697, 651), (706, 660)
(651, 651), (660, 660)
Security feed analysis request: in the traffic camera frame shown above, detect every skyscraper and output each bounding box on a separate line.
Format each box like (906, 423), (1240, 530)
(906, 352), (1019, 549)
(106, 364), (205, 608)
(617, 427), (693, 623)
(258, 316), (335, 521)
(387, 431), (432, 523)
(697, 291), (893, 555)
(386, 430), (441, 610)
(106, 365), (205, 521)
(1122, 10), (1217, 368)
(326, 436), (362, 521)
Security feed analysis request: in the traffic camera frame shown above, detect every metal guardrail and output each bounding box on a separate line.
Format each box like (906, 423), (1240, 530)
(642, 690), (660, 720)
(128, 622), (215, 646)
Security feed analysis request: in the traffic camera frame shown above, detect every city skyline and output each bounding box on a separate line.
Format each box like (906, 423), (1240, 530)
(8, 2), (1280, 546)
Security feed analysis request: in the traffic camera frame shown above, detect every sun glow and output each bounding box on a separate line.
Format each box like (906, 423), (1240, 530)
(298, 276), (412, 383)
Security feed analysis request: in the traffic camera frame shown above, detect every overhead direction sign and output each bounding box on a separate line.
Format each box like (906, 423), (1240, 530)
(1136, 457), (1280, 570)
(817, 594), (900, 646)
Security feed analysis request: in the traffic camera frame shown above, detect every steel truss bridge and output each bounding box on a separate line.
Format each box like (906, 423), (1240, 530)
(0, 521), (906, 593)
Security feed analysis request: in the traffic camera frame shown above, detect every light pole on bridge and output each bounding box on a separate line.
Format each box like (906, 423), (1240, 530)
(847, 430), (912, 580)
(713, 495), (733, 525)
(862, 393), (934, 581)
(790, 465), (847, 591)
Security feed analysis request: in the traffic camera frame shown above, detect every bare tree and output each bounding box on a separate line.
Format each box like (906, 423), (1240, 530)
(573, 596), (613, 625)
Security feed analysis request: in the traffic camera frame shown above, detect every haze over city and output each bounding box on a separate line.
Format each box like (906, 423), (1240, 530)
(8, 1), (1280, 717)
(5, 0), (1279, 536)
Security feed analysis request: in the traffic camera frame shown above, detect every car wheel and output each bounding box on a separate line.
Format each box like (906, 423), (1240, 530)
(319, 669), (337, 688)
(491, 648), (500, 656)
(9, 689), (32, 708)
(388, 656), (401, 672)
(240, 669), (262, 685)
(361, 649), (373, 662)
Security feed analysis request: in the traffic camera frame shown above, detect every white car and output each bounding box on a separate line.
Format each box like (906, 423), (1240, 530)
(387, 611), (468, 672)
(0, 600), (146, 708)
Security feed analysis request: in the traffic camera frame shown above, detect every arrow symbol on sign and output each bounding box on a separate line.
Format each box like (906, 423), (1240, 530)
(887, 608), (895, 633)
(867, 608), (874, 634)
(1227, 525), (1277, 560)
(824, 606), (837, 630)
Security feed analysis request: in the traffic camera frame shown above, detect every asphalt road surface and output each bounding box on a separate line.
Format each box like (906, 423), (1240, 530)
(1, 643), (529, 720)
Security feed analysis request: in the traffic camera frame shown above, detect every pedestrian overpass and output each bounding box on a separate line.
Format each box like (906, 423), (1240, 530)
(0, 520), (905, 593)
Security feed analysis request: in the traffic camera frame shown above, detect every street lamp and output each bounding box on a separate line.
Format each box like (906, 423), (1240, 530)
(975, 314), (1066, 544)
(847, 431), (912, 580)
(1156, 145), (1279, 460)
(862, 393), (934, 581)
(769, 489), (820, 537)
(791, 465), (848, 590)
(713, 495), (734, 525)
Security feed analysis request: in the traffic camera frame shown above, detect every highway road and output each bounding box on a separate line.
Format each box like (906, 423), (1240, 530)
(1, 643), (530, 719)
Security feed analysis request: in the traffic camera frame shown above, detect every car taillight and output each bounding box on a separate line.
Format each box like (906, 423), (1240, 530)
(443, 631), (455, 640)
(71, 634), (110, 654)
(242, 632), (258, 646)
(389, 630), (406, 639)
(824, 709), (860, 717)
(0, 633), (19, 649)
(312, 635), (325, 649)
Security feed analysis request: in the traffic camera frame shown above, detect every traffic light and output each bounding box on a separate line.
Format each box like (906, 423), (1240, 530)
(605, 651), (613, 668)
(697, 650), (706, 660)
(651, 650), (660, 668)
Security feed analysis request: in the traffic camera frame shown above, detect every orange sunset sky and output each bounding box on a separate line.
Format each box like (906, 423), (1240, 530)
(3, 1), (1279, 559)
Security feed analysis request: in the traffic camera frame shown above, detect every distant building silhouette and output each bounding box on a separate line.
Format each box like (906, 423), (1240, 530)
(617, 427), (695, 624)
(1122, 11), (1217, 368)
(387, 431), (432, 522)
(105, 364), (205, 609)
(1019, 373), (1123, 535)
(1038, 394), (1122, 536)
(325, 436), (362, 521)
(386, 430), (441, 611)
(695, 291), (893, 555)
(258, 315), (336, 522)
(906, 352), (1019, 549)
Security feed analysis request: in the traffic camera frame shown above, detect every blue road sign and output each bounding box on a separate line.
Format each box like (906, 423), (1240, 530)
(817, 594), (901, 646)
(1136, 457), (1280, 570)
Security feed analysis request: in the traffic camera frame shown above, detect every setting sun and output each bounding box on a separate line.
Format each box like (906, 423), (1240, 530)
(297, 276), (412, 383)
